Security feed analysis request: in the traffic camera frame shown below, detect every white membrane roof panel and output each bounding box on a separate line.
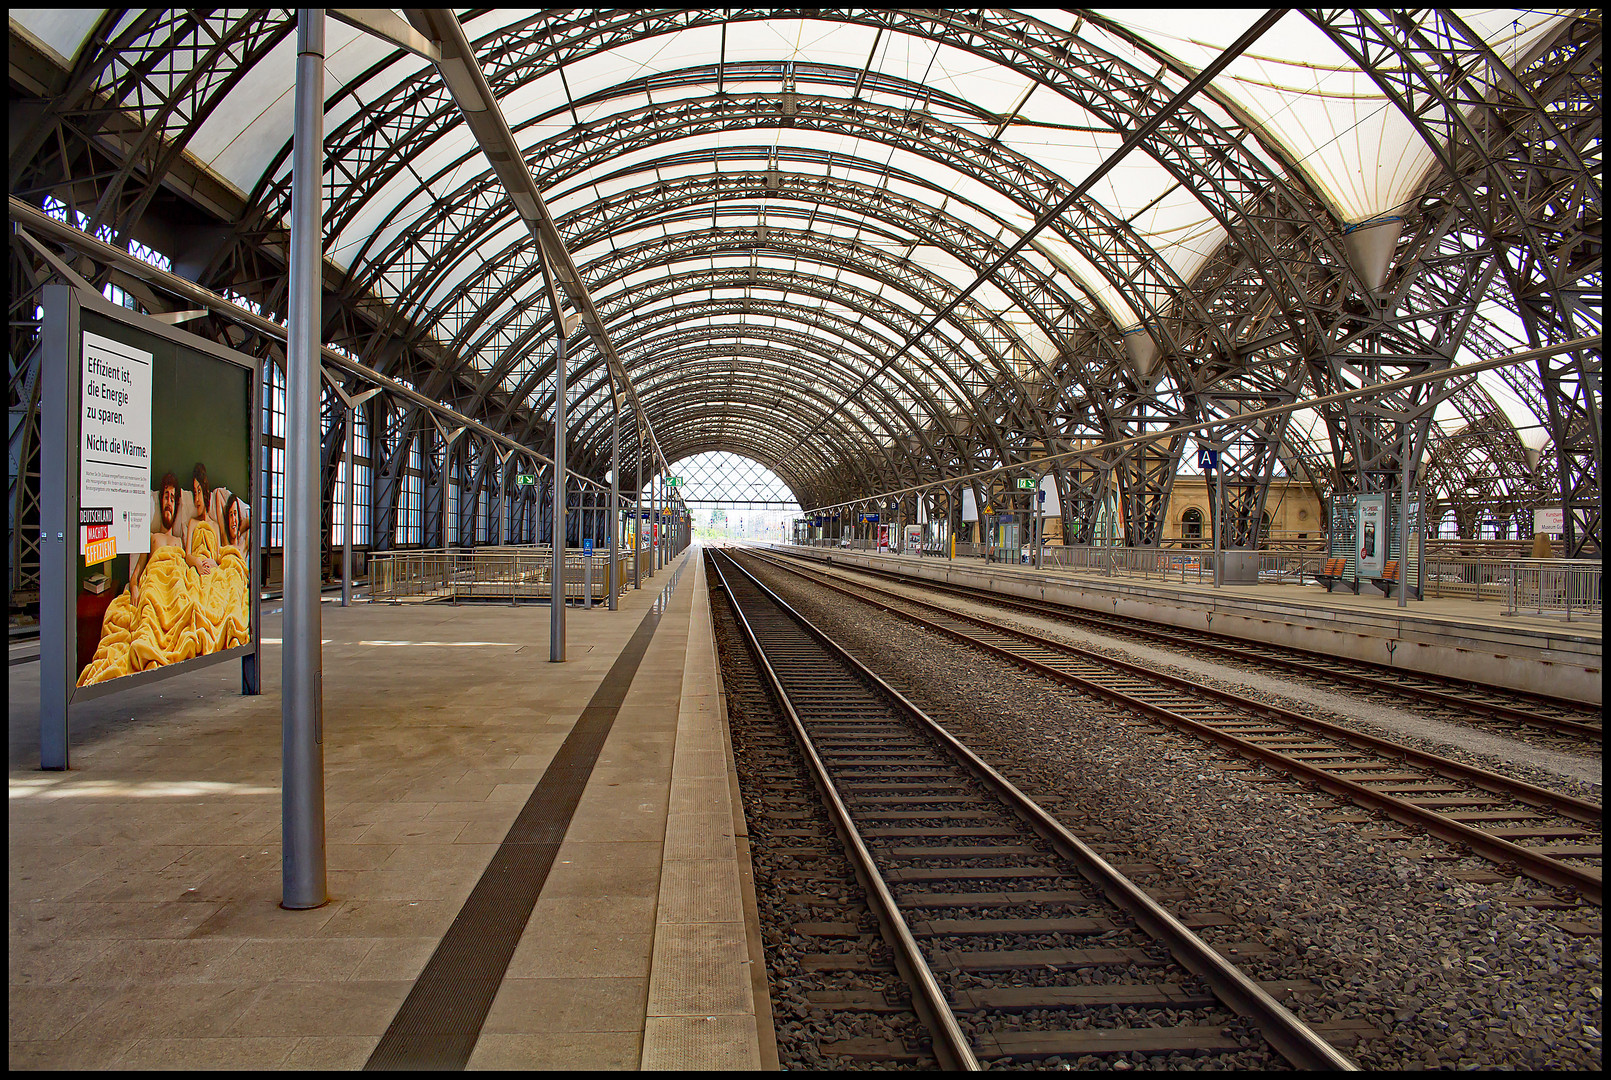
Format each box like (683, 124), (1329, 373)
(11, 9), (102, 66)
(1096, 8), (1569, 224)
(9, 7), (1577, 476)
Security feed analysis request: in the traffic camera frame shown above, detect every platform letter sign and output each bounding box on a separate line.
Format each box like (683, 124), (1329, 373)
(1356, 493), (1388, 579)
(81, 332), (154, 560)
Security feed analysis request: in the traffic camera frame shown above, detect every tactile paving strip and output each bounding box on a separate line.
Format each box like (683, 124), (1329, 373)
(646, 920), (755, 1016)
(641, 1015), (761, 1071)
(658, 859), (744, 923)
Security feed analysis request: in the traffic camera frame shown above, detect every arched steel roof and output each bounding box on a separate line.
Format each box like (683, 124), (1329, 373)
(8, 7), (1601, 561)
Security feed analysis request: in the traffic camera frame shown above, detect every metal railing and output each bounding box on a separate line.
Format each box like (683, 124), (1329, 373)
(786, 539), (1601, 614)
(369, 546), (636, 604)
(1503, 560), (1602, 621)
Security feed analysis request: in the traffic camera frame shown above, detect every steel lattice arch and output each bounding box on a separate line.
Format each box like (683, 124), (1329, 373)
(8, 8), (1601, 601)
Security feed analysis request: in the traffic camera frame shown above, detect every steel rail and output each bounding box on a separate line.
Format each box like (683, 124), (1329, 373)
(792, 551), (1602, 738)
(758, 552), (1600, 821)
(746, 552), (1602, 905)
(706, 553), (981, 1071)
(713, 549), (1358, 1071)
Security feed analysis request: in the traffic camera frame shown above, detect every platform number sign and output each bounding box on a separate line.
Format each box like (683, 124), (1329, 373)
(1197, 447), (1218, 472)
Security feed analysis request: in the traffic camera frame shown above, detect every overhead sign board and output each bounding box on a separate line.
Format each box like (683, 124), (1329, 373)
(1197, 447), (1218, 471)
(1533, 507), (1564, 534)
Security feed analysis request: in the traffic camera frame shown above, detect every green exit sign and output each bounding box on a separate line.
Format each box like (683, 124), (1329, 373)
(665, 476), (682, 487)
(516, 473), (536, 486)
(1016, 478), (1036, 490)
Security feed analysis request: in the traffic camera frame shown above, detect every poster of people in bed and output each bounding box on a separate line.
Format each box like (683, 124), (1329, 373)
(75, 325), (253, 687)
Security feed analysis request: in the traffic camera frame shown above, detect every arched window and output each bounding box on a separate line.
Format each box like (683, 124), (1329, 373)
(1181, 507), (1203, 545)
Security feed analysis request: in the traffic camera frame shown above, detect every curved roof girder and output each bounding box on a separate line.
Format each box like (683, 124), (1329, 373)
(1306, 8), (1600, 555)
(351, 81), (1208, 350)
(12, 4), (1591, 554)
(450, 202), (1060, 415)
(244, 7), (1318, 310)
(487, 272), (996, 490)
(618, 376), (872, 495)
(474, 226), (1042, 466)
(217, 9), (1385, 499)
(565, 326), (951, 482)
(483, 259), (1016, 476)
(572, 340), (930, 493)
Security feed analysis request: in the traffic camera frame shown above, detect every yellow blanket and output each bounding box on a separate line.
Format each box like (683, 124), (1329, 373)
(77, 522), (251, 686)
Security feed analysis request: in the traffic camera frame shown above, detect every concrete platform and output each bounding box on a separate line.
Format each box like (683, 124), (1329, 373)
(9, 545), (772, 1070)
(784, 546), (1601, 706)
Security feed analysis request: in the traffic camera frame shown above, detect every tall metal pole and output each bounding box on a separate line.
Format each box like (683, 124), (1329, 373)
(550, 325), (568, 661)
(342, 398), (355, 606)
(1213, 461), (1224, 589)
(496, 450), (506, 545)
(282, 8), (327, 911)
(633, 411), (642, 589)
(1399, 423), (1413, 609)
(609, 387), (620, 610)
(652, 470), (660, 572)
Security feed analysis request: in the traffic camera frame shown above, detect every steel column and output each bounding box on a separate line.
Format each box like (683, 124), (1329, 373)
(634, 411), (642, 589)
(550, 325), (567, 660)
(609, 389), (619, 610)
(282, 8), (327, 911)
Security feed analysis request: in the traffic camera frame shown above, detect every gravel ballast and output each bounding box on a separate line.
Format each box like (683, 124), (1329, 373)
(737, 554), (1602, 1072)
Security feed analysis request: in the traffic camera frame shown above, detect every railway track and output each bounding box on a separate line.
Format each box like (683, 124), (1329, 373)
(738, 550), (1602, 906)
(708, 549), (1357, 1070)
(778, 549), (1601, 746)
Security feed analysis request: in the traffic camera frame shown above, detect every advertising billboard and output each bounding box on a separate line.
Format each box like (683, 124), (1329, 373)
(1356, 493), (1388, 579)
(41, 284), (260, 736)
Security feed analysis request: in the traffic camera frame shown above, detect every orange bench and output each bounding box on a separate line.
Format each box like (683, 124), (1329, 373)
(1315, 557), (1355, 593)
(1372, 560), (1401, 597)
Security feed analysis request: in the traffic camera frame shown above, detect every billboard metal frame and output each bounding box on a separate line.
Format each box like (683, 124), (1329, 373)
(39, 282), (263, 769)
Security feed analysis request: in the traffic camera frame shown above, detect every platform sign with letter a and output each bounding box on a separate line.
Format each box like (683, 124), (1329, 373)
(1197, 447), (1218, 472)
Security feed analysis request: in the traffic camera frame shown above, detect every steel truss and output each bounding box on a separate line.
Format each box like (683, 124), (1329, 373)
(8, 8), (1601, 604)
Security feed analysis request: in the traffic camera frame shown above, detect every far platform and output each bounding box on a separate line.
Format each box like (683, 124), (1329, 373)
(9, 545), (773, 1070)
(774, 545), (1601, 707)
